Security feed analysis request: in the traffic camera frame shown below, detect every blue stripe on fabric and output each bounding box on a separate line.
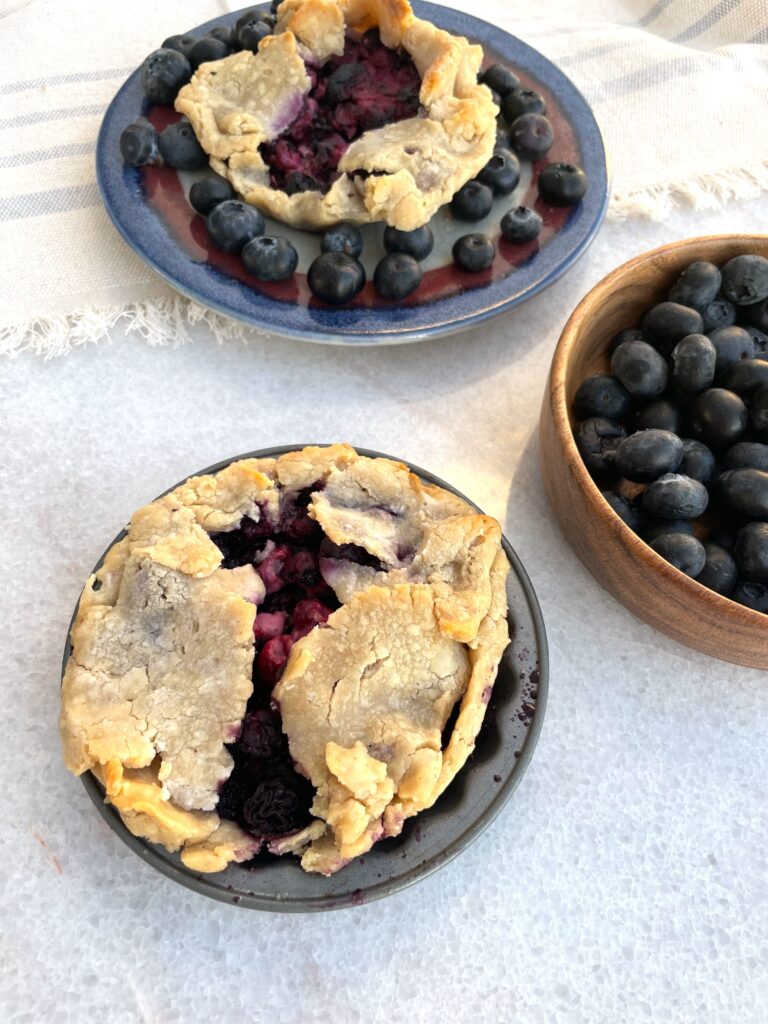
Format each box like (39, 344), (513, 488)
(0, 182), (100, 221)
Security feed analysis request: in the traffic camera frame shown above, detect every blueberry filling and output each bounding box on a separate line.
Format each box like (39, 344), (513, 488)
(260, 29), (422, 194)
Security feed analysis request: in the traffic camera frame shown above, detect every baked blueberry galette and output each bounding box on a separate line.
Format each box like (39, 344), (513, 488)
(60, 446), (510, 875)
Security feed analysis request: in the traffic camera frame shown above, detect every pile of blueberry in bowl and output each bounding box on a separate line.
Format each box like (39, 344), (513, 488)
(573, 252), (768, 614)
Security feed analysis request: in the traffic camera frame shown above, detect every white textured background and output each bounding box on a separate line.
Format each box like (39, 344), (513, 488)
(2, 195), (767, 1022)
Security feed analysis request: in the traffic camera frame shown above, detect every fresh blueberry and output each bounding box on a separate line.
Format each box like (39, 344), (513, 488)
(308, 252), (366, 305)
(207, 199), (265, 253)
(509, 114), (553, 161)
(119, 120), (160, 166)
(451, 181), (494, 221)
(671, 333), (716, 393)
(373, 253), (423, 300)
(696, 543), (738, 595)
(141, 48), (192, 105)
(689, 388), (748, 448)
(613, 429), (683, 483)
(720, 254), (768, 306)
(735, 522), (768, 581)
(489, 89), (503, 108)
(679, 438), (716, 484)
(752, 383), (768, 434)
(743, 325), (768, 355)
(480, 64), (520, 97)
(742, 297), (768, 334)
(573, 374), (630, 420)
(242, 236), (298, 281)
(208, 26), (234, 46)
(158, 120), (208, 170)
(641, 474), (709, 519)
(708, 325), (755, 374)
(643, 519), (694, 543)
(235, 7), (270, 32)
(452, 233), (496, 272)
(537, 163), (588, 205)
(161, 34), (197, 59)
(602, 491), (643, 531)
(496, 124), (511, 150)
(611, 328), (644, 352)
(189, 36), (230, 69)
(321, 223), (364, 258)
(709, 526), (738, 553)
(724, 442), (768, 471)
(502, 88), (546, 122)
(635, 398), (681, 433)
(669, 261), (722, 311)
(576, 418), (626, 477)
(284, 171), (319, 195)
(610, 339), (669, 398)
(649, 533), (707, 577)
(719, 358), (768, 397)
(500, 206), (542, 244)
(238, 17), (272, 52)
(701, 295), (737, 333)
(642, 302), (704, 356)
(717, 468), (768, 520)
(189, 175), (236, 215)
(383, 225), (434, 260)
(477, 148), (520, 196)
(731, 580), (768, 612)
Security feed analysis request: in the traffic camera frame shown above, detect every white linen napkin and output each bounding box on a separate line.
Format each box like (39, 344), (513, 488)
(2, 0), (767, 355)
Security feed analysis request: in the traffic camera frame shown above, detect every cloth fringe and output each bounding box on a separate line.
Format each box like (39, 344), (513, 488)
(609, 160), (768, 220)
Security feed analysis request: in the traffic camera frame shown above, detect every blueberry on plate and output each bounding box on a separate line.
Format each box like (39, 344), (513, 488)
(119, 120), (160, 167)
(689, 388), (748, 448)
(189, 175), (236, 215)
(207, 199), (265, 253)
(480, 64), (520, 98)
(719, 359), (768, 398)
(161, 34), (197, 59)
(452, 233), (496, 272)
(373, 253), (423, 300)
(573, 374), (630, 421)
(708, 325), (755, 374)
(308, 252), (366, 305)
(451, 181), (494, 222)
(671, 333), (716, 393)
(284, 171), (320, 195)
(678, 438), (716, 484)
(641, 302), (704, 356)
(643, 519), (694, 543)
(208, 26), (234, 46)
(717, 468), (768, 520)
(500, 206), (542, 244)
(731, 580), (768, 612)
(752, 383), (768, 433)
(602, 491), (643, 531)
(735, 522), (768, 581)
(189, 36), (230, 69)
(696, 543), (738, 595)
(614, 429), (683, 483)
(537, 163), (588, 206)
(641, 474), (709, 519)
(502, 87), (546, 123)
(321, 222), (364, 258)
(508, 114), (554, 162)
(724, 442), (768, 471)
(701, 295), (737, 333)
(610, 339), (669, 398)
(235, 6), (269, 31)
(477, 148), (520, 196)
(141, 48), (192, 105)
(383, 225), (434, 261)
(668, 261), (722, 311)
(238, 18), (273, 52)
(635, 398), (681, 434)
(576, 417), (626, 477)
(720, 254), (768, 306)
(650, 533), (707, 578)
(241, 236), (298, 282)
(158, 120), (208, 170)
(488, 89), (503, 109)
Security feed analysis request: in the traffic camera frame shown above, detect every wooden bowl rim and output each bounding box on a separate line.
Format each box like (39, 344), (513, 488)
(550, 232), (768, 634)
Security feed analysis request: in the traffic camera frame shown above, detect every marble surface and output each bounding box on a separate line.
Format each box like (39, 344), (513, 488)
(2, 198), (768, 1023)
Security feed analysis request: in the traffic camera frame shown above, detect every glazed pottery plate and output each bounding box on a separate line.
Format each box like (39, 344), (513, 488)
(64, 446), (548, 912)
(96, 2), (609, 345)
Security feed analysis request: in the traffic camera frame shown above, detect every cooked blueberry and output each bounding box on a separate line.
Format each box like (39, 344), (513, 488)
(141, 48), (192, 105)
(509, 114), (553, 161)
(161, 34), (197, 59)
(158, 120), (208, 170)
(701, 295), (737, 333)
(671, 333), (716, 393)
(610, 339), (669, 398)
(325, 62), (365, 105)
(453, 233), (495, 272)
(189, 175), (236, 215)
(451, 181), (494, 221)
(576, 418), (626, 477)
(611, 328), (644, 352)
(242, 236), (298, 282)
(742, 297), (768, 333)
(724, 442), (768, 471)
(720, 254), (768, 306)
(573, 374), (630, 420)
(650, 533), (706, 577)
(477, 148), (520, 196)
(718, 468), (768, 520)
(708, 325), (754, 374)
(731, 580), (768, 612)
(719, 358), (768, 397)
(679, 438), (716, 484)
(735, 522), (768, 581)
(321, 222), (364, 258)
(613, 430), (683, 483)
(284, 171), (319, 195)
(635, 398), (681, 434)
(500, 206), (542, 244)
(119, 120), (159, 166)
(537, 163), (588, 205)
(643, 519), (694, 543)
(602, 491), (643, 531)
(207, 199), (265, 253)
(208, 26), (234, 46)
(189, 36), (230, 69)
(696, 543), (737, 595)
(238, 18), (272, 52)
(751, 383), (768, 434)
(642, 302), (704, 356)
(689, 388), (748, 448)
(480, 64), (520, 97)
(383, 225), (434, 260)
(308, 252), (366, 305)
(503, 87), (546, 122)
(374, 253), (423, 300)
(669, 261), (722, 310)
(641, 474), (709, 519)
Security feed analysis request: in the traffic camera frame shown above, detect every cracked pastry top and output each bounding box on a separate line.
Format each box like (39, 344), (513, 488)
(60, 445), (510, 876)
(174, 0), (499, 230)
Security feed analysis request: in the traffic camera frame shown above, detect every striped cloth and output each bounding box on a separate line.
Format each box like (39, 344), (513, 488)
(2, 0), (767, 354)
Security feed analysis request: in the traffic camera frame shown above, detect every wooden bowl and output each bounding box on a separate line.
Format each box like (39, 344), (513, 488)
(540, 234), (768, 669)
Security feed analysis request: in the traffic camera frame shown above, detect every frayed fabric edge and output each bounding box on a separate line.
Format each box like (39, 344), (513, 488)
(609, 160), (768, 220)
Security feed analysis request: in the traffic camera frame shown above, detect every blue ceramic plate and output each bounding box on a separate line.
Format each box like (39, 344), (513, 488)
(97, 3), (608, 345)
